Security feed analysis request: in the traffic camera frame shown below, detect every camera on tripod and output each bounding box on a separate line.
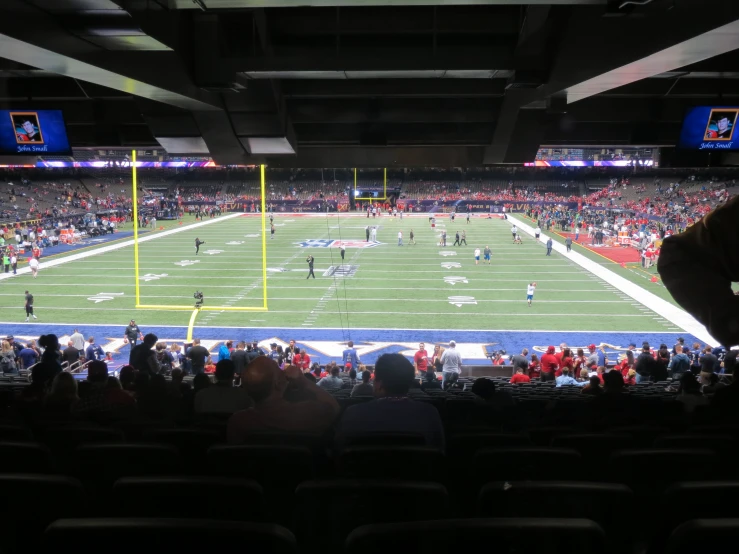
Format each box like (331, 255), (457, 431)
(194, 291), (204, 308)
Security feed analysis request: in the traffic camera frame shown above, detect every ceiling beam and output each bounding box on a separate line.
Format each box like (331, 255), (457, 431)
(529, 2), (739, 105)
(282, 79), (507, 98)
(262, 146), (486, 168)
(0, 1), (221, 111)
(169, 0), (606, 8)
(234, 51), (514, 74)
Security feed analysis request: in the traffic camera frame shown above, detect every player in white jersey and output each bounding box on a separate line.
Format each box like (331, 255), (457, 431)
(474, 247), (481, 265)
(526, 282), (537, 307)
(29, 257), (39, 278)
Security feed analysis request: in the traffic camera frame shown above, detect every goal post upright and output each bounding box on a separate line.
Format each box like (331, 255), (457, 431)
(260, 163), (268, 310)
(131, 160), (269, 314)
(132, 149), (141, 307)
(353, 167), (387, 203)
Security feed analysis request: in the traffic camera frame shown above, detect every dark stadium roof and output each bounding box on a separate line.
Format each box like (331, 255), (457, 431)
(1, 0), (738, 167)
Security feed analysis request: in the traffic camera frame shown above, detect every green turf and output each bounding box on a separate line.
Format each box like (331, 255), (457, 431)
(0, 213), (681, 331)
(517, 214), (682, 307)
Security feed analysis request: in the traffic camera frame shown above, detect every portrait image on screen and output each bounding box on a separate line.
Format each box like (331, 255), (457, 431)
(704, 109), (738, 141)
(10, 112), (44, 144)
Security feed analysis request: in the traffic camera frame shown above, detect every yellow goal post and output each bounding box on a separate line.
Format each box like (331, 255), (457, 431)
(353, 167), (387, 203)
(131, 151), (268, 312)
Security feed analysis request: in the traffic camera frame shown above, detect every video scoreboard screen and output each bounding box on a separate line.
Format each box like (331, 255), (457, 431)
(678, 106), (739, 151)
(0, 110), (72, 155)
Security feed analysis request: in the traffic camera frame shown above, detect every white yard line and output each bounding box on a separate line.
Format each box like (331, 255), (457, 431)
(0, 306), (658, 317)
(0, 213), (244, 282)
(0, 320), (688, 333)
(506, 214), (716, 344)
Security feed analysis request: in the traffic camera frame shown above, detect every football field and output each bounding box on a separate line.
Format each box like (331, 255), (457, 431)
(0, 213), (684, 333)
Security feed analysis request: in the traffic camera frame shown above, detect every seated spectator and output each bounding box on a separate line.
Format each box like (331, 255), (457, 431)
(73, 361), (117, 420)
(420, 369), (441, 391)
(137, 374), (173, 421)
(351, 370), (374, 397)
(194, 359), (253, 414)
(334, 353), (445, 451)
(625, 369), (637, 385)
(676, 372), (708, 413)
(317, 365), (343, 390)
(228, 360), (339, 441)
(576, 368), (590, 383)
(118, 365), (136, 395)
(471, 378), (516, 407)
(581, 376), (603, 396)
(510, 367), (531, 384)
(555, 367), (585, 387)
(183, 373), (212, 419)
(44, 371), (79, 415)
(346, 368), (358, 387)
(167, 368), (190, 399)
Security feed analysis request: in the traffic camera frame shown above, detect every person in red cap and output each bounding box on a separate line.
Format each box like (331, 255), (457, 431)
(540, 346), (559, 382)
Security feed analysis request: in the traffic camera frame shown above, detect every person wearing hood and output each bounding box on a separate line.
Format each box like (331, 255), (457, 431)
(540, 346), (559, 382)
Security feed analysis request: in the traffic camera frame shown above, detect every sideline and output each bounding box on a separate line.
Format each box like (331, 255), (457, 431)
(507, 214), (716, 345)
(0, 213), (243, 282)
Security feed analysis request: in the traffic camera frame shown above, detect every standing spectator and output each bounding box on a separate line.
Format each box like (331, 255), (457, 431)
(528, 354), (541, 379)
(335, 353), (445, 450)
(62, 341), (80, 367)
(70, 328), (85, 355)
(510, 348), (529, 372)
(85, 337), (105, 362)
(635, 344), (658, 383)
(187, 339), (211, 375)
(18, 342), (39, 369)
(0, 340), (17, 374)
(440, 340), (462, 388)
(414, 342), (429, 375)
(700, 346), (719, 383)
(123, 319), (144, 349)
(540, 346), (559, 382)
(218, 341), (232, 361)
(669, 344), (691, 379)
(342, 341), (360, 370)
(230, 342), (249, 377)
(129, 333), (159, 376)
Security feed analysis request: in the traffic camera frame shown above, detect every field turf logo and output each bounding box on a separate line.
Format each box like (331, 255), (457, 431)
(296, 239), (381, 248)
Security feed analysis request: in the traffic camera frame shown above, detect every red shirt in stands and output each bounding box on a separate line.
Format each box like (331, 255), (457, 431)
(541, 353), (559, 375)
(414, 350), (429, 372)
(300, 353), (311, 370)
(528, 361), (541, 379)
(510, 373), (531, 384)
